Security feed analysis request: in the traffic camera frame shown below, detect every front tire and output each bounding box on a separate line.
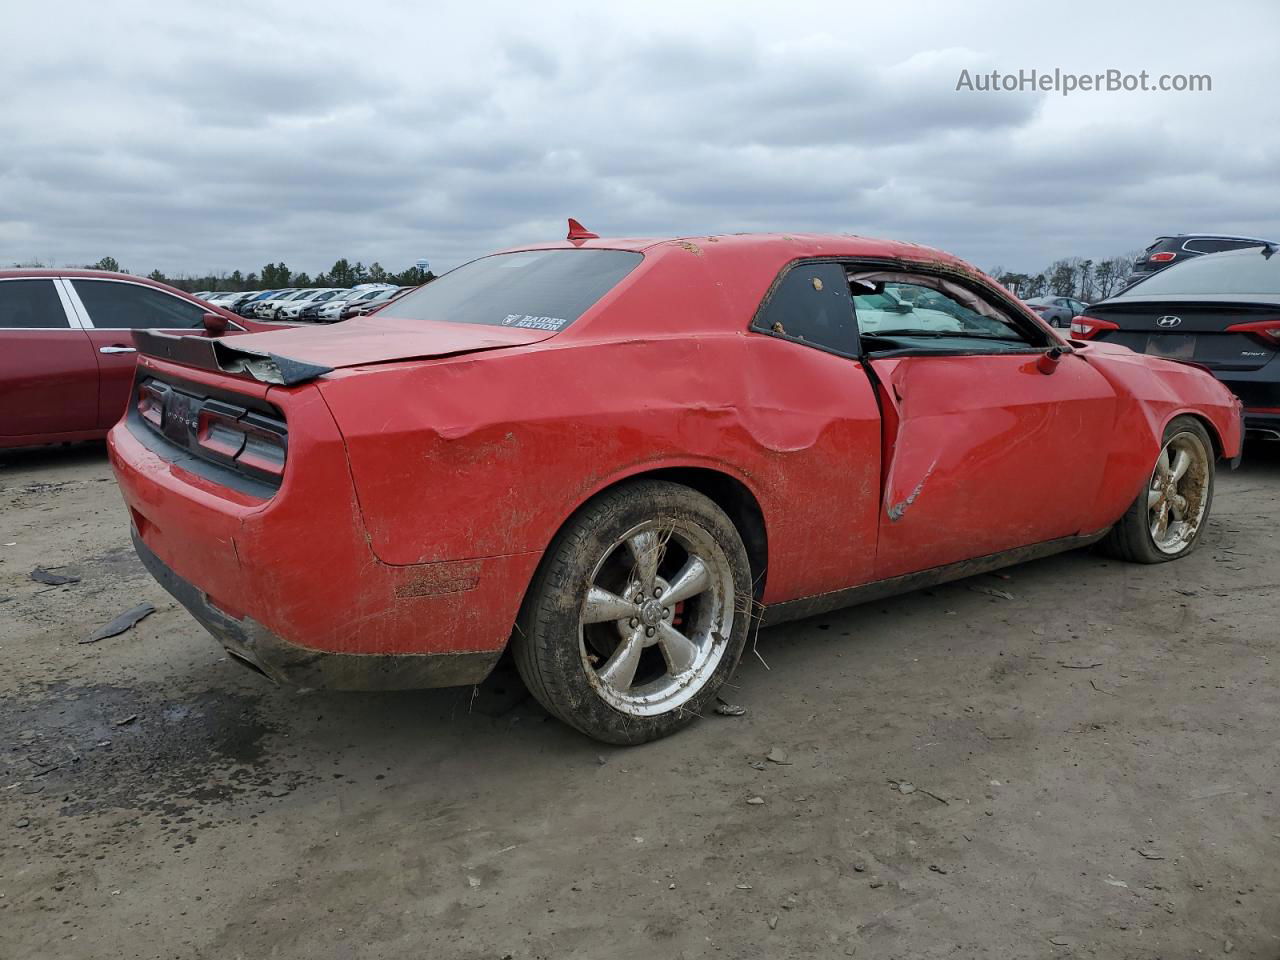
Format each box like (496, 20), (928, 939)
(1099, 415), (1215, 563)
(513, 480), (752, 745)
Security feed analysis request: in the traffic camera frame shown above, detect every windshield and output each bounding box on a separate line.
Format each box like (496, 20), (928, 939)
(387, 249), (643, 330)
(1119, 249), (1280, 297)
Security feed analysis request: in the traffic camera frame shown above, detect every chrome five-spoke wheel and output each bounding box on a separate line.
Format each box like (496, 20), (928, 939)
(513, 480), (751, 744)
(580, 520), (736, 717)
(1147, 429), (1211, 555)
(1100, 415), (1216, 564)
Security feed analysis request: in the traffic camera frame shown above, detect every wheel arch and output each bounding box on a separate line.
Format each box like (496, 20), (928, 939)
(533, 462), (771, 602)
(1166, 408), (1224, 458)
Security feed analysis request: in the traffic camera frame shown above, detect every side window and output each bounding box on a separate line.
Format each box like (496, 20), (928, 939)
(753, 262), (857, 356)
(72, 280), (206, 329)
(853, 280), (1032, 347)
(0, 280), (70, 329)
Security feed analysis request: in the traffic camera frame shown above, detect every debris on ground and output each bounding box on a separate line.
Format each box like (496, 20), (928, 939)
(929, 864), (948, 874)
(869, 879), (885, 889)
(971, 586), (1015, 601)
(852, 862), (866, 873)
(767, 916), (778, 929)
(114, 714), (139, 727)
(765, 747), (791, 765)
(745, 796), (765, 805)
(887, 778), (948, 804)
(81, 603), (156, 644)
(714, 699), (747, 717)
(1138, 848), (1166, 860)
(1058, 660), (1104, 670)
(30, 567), (81, 586)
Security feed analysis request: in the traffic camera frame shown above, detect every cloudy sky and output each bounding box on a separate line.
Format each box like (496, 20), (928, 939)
(3, 0), (1277, 278)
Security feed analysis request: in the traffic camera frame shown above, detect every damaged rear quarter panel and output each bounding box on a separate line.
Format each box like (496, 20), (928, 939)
(317, 244), (884, 604)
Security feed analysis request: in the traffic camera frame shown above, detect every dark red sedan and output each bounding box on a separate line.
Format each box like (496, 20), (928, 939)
(0, 270), (250, 449)
(108, 229), (1243, 744)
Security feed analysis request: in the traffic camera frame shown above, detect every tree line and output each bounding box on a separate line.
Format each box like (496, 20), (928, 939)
(988, 253), (1139, 303)
(12, 251), (1137, 303)
(67, 257), (435, 292)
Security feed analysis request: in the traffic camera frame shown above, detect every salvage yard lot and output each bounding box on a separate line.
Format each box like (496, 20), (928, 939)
(2, 443), (1277, 959)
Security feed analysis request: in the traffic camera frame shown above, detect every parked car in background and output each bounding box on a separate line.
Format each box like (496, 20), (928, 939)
(1023, 295), (1090, 327)
(108, 230), (1241, 745)
(277, 289), (344, 321)
(206, 291), (257, 312)
(0, 269), (267, 448)
(254, 289), (322, 320)
(1126, 234), (1276, 286)
(339, 286), (408, 320)
(1073, 244), (1280, 440)
(236, 290), (287, 317)
(311, 286), (396, 322)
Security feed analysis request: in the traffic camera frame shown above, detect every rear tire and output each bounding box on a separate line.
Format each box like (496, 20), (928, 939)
(513, 480), (752, 745)
(1099, 416), (1215, 563)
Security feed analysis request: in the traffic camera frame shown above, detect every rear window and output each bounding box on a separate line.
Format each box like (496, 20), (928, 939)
(1118, 249), (1280, 297)
(1183, 238), (1266, 255)
(386, 249), (643, 331)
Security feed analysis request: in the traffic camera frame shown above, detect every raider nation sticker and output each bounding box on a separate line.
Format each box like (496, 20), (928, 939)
(502, 314), (569, 331)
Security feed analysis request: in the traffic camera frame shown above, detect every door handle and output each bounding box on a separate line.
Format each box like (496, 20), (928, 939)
(99, 346), (137, 354)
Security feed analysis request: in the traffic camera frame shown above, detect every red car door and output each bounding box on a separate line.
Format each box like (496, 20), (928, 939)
(63, 277), (215, 429)
(0, 277), (99, 443)
(854, 277), (1118, 580)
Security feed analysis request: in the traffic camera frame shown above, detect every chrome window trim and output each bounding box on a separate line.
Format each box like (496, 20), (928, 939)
(0, 276), (81, 330)
(61, 276), (245, 332)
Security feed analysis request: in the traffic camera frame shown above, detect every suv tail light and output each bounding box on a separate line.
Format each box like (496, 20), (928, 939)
(1148, 252), (1177, 263)
(1225, 318), (1280, 348)
(1069, 315), (1120, 340)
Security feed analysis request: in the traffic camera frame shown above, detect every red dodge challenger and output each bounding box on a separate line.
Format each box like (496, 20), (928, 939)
(108, 227), (1243, 744)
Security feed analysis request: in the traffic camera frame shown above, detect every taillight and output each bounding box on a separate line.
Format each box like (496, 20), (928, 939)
(1148, 252), (1177, 263)
(1225, 318), (1280, 348)
(137, 381), (164, 428)
(231, 413), (288, 481)
(137, 378), (287, 488)
(1069, 315), (1120, 340)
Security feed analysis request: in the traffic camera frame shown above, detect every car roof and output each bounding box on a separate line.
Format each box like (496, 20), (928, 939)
(496, 231), (969, 269)
(1151, 233), (1277, 243)
(0, 267), (240, 319)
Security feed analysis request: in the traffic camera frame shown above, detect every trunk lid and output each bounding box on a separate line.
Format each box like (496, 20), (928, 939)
(133, 315), (555, 386)
(1085, 300), (1279, 371)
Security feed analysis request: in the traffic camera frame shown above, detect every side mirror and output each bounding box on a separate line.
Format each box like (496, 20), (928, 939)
(202, 312), (229, 337)
(1036, 345), (1065, 375)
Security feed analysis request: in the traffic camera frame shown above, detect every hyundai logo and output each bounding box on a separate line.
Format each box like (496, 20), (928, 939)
(1156, 315), (1183, 328)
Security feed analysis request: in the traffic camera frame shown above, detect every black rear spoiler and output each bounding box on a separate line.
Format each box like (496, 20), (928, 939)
(132, 330), (334, 387)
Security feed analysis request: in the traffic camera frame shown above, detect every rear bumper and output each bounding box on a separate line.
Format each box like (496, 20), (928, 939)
(133, 528), (499, 689)
(109, 361), (541, 688)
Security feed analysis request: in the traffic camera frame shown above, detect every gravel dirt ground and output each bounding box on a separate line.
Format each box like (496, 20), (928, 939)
(1, 441), (1277, 960)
